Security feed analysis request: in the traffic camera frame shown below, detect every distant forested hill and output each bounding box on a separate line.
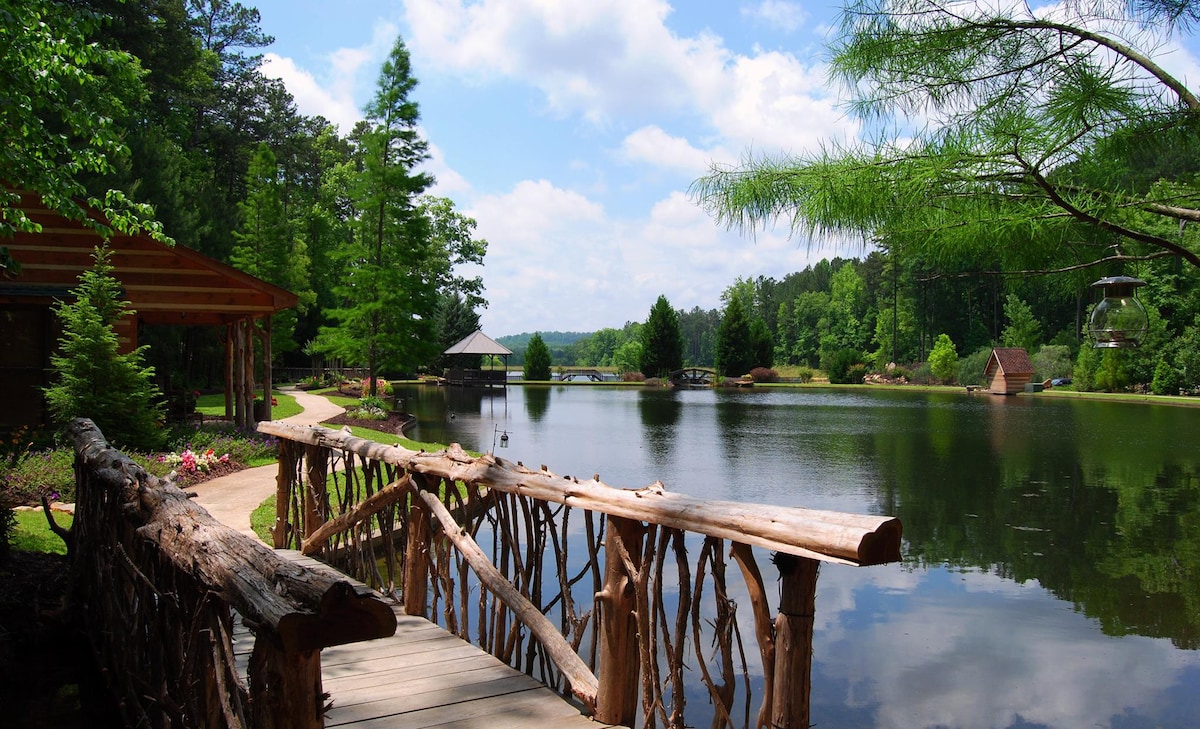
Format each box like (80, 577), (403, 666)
(497, 332), (590, 351)
(497, 332), (590, 365)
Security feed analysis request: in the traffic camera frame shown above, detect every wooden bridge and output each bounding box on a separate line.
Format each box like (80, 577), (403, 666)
(63, 417), (901, 729)
(557, 368), (608, 382)
(669, 367), (716, 387)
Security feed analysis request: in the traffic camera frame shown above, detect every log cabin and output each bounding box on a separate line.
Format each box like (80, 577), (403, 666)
(1, 187), (297, 432)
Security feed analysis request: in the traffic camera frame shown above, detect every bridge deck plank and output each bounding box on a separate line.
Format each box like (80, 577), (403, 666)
(232, 550), (621, 728)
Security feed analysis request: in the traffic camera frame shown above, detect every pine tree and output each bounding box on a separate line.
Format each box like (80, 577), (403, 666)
(524, 333), (552, 381)
(44, 246), (165, 450)
(639, 295), (683, 377)
(715, 297), (754, 377)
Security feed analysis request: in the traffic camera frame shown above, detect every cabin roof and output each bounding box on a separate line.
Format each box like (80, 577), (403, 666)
(444, 329), (513, 356)
(1, 187), (298, 325)
(985, 347), (1034, 376)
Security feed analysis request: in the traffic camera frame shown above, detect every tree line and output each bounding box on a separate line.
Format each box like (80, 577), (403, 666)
(2, 0), (487, 397)
(5, 0), (1199, 396)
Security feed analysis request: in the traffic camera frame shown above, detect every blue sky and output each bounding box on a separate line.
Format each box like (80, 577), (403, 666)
(251, 0), (1200, 338)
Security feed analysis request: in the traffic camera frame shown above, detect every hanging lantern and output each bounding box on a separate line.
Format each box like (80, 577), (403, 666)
(1089, 276), (1148, 348)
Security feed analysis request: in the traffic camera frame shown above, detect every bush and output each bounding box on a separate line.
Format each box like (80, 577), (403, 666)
(749, 367), (779, 383)
(0, 500), (14, 561)
(928, 334), (959, 383)
(623, 371), (646, 382)
(795, 367), (814, 383)
(956, 346), (994, 387)
(1151, 357), (1181, 395)
(1032, 344), (1073, 381)
(826, 349), (866, 384)
(846, 363), (868, 384)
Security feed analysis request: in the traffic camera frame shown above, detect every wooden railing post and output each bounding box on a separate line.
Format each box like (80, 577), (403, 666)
(272, 439), (296, 548)
(303, 444), (328, 541)
(248, 642), (323, 729)
(770, 553), (820, 729)
(404, 473), (433, 617)
(595, 515), (645, 726)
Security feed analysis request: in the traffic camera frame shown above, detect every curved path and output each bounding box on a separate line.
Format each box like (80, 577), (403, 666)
(188, 386), (344, 539)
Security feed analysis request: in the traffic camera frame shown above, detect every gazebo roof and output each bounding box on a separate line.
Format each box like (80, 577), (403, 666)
(444, 329), (512, 356)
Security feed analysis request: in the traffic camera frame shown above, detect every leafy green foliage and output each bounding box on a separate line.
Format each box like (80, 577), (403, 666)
(928, 334), (959, 383)
(639, 295), (684, 377)
(826, 349), (867, 384)
(44, 247), (165, 450)
(0, 0), (166, 243)
(956, 346), (994, 387)
(524, 333), (552, 381)
(1001, 295), (1043, 353)
(1032, 345), (1074, 381)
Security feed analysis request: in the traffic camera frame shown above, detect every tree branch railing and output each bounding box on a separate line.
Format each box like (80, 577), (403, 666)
(67, 418), (397, 729)
(259, 421), (902, 729)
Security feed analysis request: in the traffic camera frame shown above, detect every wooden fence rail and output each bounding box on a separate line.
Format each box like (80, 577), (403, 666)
(66, 419), (397, 729)
(257, 421), (902, 729)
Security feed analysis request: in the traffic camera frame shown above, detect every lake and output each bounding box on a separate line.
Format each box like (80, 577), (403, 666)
(395, 383), (1200, 729)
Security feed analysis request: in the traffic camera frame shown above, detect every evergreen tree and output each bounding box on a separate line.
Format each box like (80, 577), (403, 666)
(44, 246), (165, 450)
(524, 333), (552, 381)
(928, 334), (959, 384)
(715, 296), (754, 377)
(231, 143), (314, 358)
(639, 295), (684, 377)
(750, 317), (774, 370)
(314, 37), (434, 394)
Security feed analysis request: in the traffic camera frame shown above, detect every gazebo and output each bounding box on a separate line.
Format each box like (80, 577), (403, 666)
(443, 330), (512, 388)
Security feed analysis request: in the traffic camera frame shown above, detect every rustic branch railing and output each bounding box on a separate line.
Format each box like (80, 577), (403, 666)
(259, 421), (902, 729)
(67, 419), (397, 729)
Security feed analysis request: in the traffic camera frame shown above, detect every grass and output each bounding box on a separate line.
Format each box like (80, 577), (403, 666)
(9, 509), (72, 554)
(195, 390), (302, 419)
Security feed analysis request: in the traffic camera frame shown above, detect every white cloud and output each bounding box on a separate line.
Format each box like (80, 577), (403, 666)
(403, 0), (850, 154)
(261, 53), (362, 132)
(259, 19), (401, 133)
(740, 1), (809, 33)
(620, 126), (716, 173)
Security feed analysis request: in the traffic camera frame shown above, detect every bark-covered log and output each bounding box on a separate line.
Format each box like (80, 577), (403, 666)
(256, 422), (902, 566)
(70, 418), (397, 653)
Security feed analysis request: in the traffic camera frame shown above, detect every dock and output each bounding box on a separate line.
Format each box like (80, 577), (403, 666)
(233, 552), (618, 729)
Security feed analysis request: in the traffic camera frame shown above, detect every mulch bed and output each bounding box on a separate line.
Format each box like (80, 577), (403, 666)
(320, 411), (414, 438)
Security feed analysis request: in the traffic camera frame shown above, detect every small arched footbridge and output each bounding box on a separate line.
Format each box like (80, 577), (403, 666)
(669, 367), (716, 388)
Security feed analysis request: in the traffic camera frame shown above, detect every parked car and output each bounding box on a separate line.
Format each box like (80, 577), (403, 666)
(1051, 377), (1072, 387)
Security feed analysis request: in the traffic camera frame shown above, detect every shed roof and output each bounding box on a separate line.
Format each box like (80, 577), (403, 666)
(985, 347), (1034, 376)
(1, 188), (297, 325)
(444, 329), (513, 356)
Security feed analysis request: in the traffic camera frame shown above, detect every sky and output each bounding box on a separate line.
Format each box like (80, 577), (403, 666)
(249, 0), (1200, 339)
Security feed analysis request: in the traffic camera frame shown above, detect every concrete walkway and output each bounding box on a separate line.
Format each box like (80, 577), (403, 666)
(188, 386), (344, 539)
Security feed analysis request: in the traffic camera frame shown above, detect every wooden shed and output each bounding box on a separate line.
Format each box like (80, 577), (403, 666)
(984, 348), (1035, 395)
(1, 188), (298, 432)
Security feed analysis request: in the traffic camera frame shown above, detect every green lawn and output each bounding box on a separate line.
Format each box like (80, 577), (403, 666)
(9, 509), (72, 554)
(195, 390), (302, 419)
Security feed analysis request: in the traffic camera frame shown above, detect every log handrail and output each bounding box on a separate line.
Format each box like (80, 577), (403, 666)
(257, 421), (901, 566)
(257, 420), (904, 729)
(68, 418), (397, 728)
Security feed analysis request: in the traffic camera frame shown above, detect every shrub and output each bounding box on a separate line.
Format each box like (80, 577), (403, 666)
(623, 371), (646, 382)
(0, 500), (14, 561)
(826, 349), (866, 384)
(1151, 357), (1181, 395)
(846, 363), (868, 384)
(956, 346), (994, 387)
(1032, 344), (1073, 381)
(795, 367), (814, 383)
(749, 367), (779, 383)
(928, 334), (959, 383)
(360, 378), (392, 396)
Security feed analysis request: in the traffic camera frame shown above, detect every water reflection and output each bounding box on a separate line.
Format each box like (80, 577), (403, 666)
(393, 384), (1200, 727)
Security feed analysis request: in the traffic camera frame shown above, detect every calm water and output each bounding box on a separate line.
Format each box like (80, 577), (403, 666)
(398, 384), (1200, 729)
